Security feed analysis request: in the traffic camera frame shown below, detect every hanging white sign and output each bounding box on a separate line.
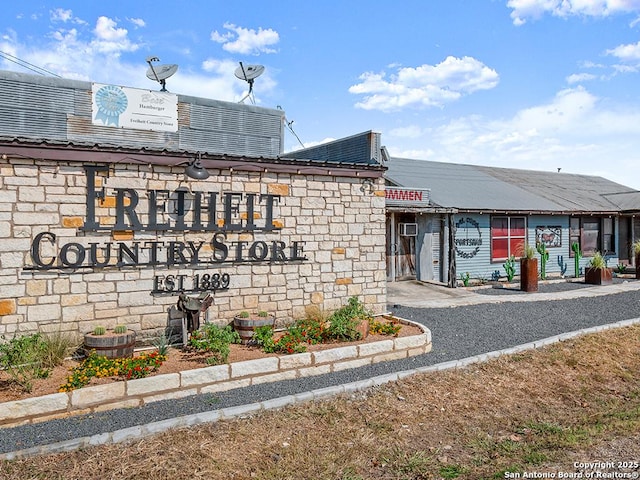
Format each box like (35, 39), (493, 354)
(91, 83), (178, 133)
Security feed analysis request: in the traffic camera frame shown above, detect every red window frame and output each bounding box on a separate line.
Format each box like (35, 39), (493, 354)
(491, 216), (526, 262)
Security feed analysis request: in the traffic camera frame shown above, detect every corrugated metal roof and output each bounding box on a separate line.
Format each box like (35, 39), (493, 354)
(285, 131), (384, 165)
(385, 157), (640, 213)
(0, 69), (284, 158)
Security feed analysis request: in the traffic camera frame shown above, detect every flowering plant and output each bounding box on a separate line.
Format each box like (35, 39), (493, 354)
(59, 350), (166, 392)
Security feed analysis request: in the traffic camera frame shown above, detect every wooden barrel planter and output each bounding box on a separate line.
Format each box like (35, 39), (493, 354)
(233, 314), (275, 345)
(84, 330), (136, 358)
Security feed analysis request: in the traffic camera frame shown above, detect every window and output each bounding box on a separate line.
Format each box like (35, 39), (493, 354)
(491, 216), (526, 261)
(570, 217), (615, 256)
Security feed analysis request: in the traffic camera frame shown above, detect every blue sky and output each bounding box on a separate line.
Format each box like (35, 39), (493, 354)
(2, 1), (640, 188)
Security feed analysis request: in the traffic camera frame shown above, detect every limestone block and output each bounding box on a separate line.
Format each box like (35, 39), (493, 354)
(0, 238), (30, 252)
(231, 357), (279, 378)
(0, 221), (10, 237)
(394, 334), (427, 350)
(313, 346), (358, 365)
(358, 340), (394, 357)
(0, 299), (16, 315)
(119, 292), (151, 307)
(28, 304), (62, 323)
(61, 304), (93, 323)
(26, 280), (47, 297)
(0, 252), (24, 268)
(181, 364), (230, 387)
(372, 350), (408, 363)
(0, 393), (69, 424)
(126, 373), (180, 396)
(53, 279), (71, 294)
(279, 352), (312, 370)
(332, 357), (372, 372)
(0, 190), (17, 203)
(71, 382), (126, 409)
(13, 212), (60, 226)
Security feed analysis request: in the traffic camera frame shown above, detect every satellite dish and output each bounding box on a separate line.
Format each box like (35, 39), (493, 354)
(146, 56), (178, 92)
(234, 63), (265, 82)
(234, 62), (264, 104)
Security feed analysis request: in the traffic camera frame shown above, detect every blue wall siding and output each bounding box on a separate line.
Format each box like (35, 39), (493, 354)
(454, 214), (493, 280)
(454, 214), (619, 281)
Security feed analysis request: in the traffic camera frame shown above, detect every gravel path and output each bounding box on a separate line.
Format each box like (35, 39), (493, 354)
(2, 287), (640, 455)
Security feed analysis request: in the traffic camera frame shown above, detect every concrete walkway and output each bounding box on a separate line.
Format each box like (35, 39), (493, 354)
(386, 278), (640, 308)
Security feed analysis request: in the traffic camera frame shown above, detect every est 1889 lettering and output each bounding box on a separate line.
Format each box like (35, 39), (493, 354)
(152, 272), (230, 295)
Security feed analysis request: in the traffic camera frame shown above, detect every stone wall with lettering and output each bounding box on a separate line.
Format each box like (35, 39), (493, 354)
(0, 157), (387, 339)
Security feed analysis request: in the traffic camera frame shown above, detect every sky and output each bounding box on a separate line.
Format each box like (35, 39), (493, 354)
(2, 1), (640, 189)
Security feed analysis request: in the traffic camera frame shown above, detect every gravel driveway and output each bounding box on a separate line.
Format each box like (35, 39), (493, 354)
(2, 283), (640, 455)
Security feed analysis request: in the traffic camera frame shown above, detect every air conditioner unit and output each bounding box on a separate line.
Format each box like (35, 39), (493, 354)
(399, 223), (418, 236)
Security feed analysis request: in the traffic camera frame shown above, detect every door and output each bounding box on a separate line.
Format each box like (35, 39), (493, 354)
(395, 213), (417, 280)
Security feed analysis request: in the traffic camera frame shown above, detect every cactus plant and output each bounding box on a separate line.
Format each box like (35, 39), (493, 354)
(557, 255), (568, 277)
(257, 311), (269, 318)
(571, 242), (582, 277)
(536, 243), (549, 280)
(238, 311), (250, 319)
(93, 326), (106, 336)
(503, 255), (516, 282)
(113, 325), (127, 334)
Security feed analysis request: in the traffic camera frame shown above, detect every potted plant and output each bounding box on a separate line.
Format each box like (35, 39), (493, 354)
(233, 310), (275, 345)
(520, 244), (538, 292)
(633, 240), (640, 280)
(584, 251), (613, 285)
(83, 325), (136, 359)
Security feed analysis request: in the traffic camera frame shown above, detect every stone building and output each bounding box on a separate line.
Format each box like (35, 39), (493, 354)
(0, 70), (387, 339)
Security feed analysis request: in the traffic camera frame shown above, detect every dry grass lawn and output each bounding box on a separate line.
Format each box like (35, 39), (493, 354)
(1, 325), (639, 480)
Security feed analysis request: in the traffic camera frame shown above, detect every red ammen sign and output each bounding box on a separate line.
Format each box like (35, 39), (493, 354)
(385, 187), (430, 206)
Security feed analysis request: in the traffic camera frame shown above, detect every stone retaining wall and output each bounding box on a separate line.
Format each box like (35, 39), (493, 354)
(0, 157), (387, 339)
(0, 320), (431, 428)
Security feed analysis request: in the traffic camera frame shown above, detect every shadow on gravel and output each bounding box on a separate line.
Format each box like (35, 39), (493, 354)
(476, 277), (638, 295)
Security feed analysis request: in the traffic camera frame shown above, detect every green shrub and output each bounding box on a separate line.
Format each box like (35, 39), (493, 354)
(589, 251), (607, 269)
(0, 333), (50, 392)
(188, 324), (241, 365)
(253, 325), (277, 352)
(152, 332), (170, 356)
(324, 296), (370, 342)
(40, 330), (80, 370)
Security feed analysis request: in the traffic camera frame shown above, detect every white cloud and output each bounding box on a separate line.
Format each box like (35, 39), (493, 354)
(508, 0), (640, 25)
(91, 16), (140, 55)
(606, 40), (640, 61)
(566, 72), (597, 84)
(349, 56), (499, 112)
(128, 18), (146, 28)
(50, 8), (87, 25)
(210, 23), (279, 55)
(50, 8), (72, 22)
(384, 86), (640, 188)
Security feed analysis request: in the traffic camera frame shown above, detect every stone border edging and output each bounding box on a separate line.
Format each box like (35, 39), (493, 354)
(2, 317), (638, 460)
(0, 317), (430, 428)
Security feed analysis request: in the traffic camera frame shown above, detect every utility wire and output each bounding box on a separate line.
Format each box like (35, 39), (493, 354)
(0, 50), (62, 77)
(277, 105), (305, 149)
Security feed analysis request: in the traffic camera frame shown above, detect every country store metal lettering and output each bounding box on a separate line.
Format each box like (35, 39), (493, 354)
(27, 165), (307, 271)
